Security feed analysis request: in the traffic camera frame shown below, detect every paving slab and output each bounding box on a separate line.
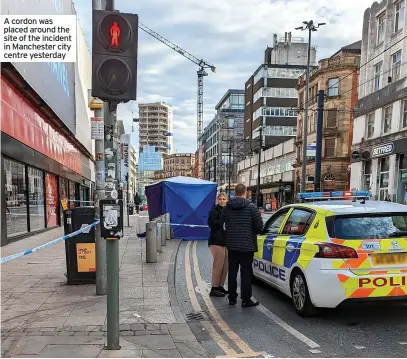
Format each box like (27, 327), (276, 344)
(1, 224), (205, 358)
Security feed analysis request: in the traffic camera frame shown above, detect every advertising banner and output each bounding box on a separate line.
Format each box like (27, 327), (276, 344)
(76, 243), (96, 272)
(45, 173), (58, 227)
(120, 134), (130, 183)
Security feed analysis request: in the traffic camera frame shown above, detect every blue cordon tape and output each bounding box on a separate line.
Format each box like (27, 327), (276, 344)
(156, 222), (209, 228)
(0, 220), (100, 265)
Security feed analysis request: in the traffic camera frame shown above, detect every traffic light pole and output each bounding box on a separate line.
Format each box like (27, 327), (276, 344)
(92, 0), (107, 298)
(104, 103), (120, 350)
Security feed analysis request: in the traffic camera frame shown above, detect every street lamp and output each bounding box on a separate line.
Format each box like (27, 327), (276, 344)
(296, 20), (325, 193)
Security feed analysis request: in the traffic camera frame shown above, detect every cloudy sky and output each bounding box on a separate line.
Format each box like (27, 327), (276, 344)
(73, 0), (373, 154)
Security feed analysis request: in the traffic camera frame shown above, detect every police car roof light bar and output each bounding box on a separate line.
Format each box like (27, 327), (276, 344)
(296, 190), (371, 201)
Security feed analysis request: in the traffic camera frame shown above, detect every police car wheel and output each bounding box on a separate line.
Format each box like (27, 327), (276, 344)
(290, 271), (316, 317)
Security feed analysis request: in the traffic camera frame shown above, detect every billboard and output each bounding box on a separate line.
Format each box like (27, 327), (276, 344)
(1, 0), (76, 133)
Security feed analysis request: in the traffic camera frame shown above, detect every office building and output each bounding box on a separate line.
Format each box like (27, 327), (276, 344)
(244, 33), (317, 153)
(202, 89), (245, 188)
(237, 139), (296, 206)
(295, 41), (361, 193)
(350, 0), (407, 203)
(138, 102), (173, 155)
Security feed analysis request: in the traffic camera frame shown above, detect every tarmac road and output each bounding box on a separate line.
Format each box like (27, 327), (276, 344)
(175, 239), (407, 358)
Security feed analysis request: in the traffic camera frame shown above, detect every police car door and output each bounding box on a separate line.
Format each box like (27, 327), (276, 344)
(277, 208), (316, 288)
(254, 208), (291, 287)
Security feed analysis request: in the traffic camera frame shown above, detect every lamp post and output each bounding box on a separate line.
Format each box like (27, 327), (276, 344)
(295, 20), (325, 192)
(255, 126), (263, 208)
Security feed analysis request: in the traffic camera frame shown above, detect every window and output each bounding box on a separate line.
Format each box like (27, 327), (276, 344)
(28, 167), (45, 231)
(326, 108), (337, 127)
(332, 213), (407, 240)
(402, 99), (407, 128)
(309, 112), (316, 133)
(363, 161), (372, 191)
(324, 138), (336, 158)
(379, 157), (390, 200)
(395, 0), (405, 33)
(327, 78), (339, 96)
(264, 209), (290, 235)
(383, 105), (392, 134)
(281, 209), (314, 235)
(392, 51), (402, 81)
(367, 112), (375, 138)
(377, 12), (385, 45)
(374, 62), (383, 91)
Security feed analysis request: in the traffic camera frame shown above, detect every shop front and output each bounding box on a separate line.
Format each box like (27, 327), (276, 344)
(1, 75), (93, 246)
(351, 137), (407, 203)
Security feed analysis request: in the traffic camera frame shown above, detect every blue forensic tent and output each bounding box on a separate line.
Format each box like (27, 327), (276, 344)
(145, 177), (217, 240)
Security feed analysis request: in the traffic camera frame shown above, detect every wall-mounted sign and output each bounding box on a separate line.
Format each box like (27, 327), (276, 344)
(372, 142), (394, 157)
(351, 151), (360, 160)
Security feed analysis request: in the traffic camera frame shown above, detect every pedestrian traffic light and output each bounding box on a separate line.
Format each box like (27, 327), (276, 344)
(92, 10), (139, 102)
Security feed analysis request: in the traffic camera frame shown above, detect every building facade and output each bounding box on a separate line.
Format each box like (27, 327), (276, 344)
(138, 102), (173, 155)
(295, 41), (361, 193)
(244, 34), (317, 153)
(1, 0), (95, 246)
(202, 89), (245, 188)
(154, 153), (195, 180)
(137, 145), (163, 202)
(237, 139), (296, 206)
(350, 0), (407, 204)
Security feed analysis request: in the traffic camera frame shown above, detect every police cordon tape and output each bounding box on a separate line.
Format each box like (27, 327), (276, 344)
(0, 220), (100, 265)
(156, 222), (209, 228)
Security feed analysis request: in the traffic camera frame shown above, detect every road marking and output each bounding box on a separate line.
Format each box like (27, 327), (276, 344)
(398, 342), (407, 345)
(253, 298), (320, 349)
(184, 241), (237, 357)
(354, 346), (366, 349)
(309, 349), (322, 354)
(192, 241), (266, 358)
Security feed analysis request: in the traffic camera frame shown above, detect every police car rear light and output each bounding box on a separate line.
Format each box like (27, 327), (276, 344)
(314, 243), (358, 259)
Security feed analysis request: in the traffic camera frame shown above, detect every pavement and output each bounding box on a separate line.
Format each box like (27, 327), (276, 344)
(175, 235), (407, 358)
(1, 214), (206, 358)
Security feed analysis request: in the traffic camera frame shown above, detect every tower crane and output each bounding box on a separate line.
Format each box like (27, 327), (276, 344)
(138, 22), (216, 148)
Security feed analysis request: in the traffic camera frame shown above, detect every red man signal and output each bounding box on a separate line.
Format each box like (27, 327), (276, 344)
(110, 21), (120, 47)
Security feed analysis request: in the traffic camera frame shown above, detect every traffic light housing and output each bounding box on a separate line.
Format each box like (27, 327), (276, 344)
(92, 10), (139, 102)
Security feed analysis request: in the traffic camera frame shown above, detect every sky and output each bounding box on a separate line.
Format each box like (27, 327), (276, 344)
(73, 0), (374, 154)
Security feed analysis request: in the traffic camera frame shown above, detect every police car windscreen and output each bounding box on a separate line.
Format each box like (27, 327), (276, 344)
(332, 213), (407, 240)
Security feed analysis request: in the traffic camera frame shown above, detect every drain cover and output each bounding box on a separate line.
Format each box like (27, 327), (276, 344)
(185, 311), (206, 321)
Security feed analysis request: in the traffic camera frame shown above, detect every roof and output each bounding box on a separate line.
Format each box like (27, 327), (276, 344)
(215, 89), (245, 110)
(330, 40), (362, 57)
(293, 200), (407, 215)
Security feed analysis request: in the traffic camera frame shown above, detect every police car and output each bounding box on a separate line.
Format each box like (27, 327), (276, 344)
(253, 191), (407, 316)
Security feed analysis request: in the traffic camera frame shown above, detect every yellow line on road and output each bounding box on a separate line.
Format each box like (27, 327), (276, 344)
(184, 241), (237, 357)
(192, 241), (264, 358)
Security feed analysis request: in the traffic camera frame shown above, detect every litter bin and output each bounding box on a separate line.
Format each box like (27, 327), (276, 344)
(129, 203), (134, 215)
(64, 207), (96, 285)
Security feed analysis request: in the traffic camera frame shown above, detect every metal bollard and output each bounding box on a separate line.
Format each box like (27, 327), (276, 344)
(146, 221), (157, 263)
(155, 219), (162, 254)
(160, 216), (166, 247)
(165, 213), (171, 240)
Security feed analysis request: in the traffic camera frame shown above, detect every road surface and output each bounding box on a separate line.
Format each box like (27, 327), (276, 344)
(175, 239), (407, 358)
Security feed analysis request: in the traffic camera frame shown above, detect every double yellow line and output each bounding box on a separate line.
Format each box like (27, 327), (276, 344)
(184, 241), (266, 358)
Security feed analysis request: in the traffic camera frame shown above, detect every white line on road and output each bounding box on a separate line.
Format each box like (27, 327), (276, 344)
(253, 298), (320, 349)
(309, 349), (322, 354)
(354, 346), (366, 349)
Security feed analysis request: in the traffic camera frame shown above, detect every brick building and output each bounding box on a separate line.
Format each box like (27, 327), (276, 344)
(294, 41), (361, 193)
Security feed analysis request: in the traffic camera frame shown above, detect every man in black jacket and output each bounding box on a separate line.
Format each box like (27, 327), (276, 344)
(221, 183), (263, 307)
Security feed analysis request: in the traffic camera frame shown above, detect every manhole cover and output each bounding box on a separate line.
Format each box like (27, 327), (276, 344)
(185, 311), (207, 321)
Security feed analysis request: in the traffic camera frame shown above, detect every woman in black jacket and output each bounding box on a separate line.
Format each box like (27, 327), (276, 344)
(208, 192), (229, 297)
